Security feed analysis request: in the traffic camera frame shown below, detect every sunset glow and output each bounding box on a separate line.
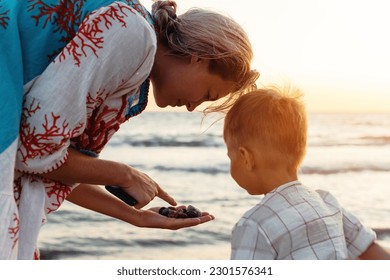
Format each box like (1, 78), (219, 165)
(143, 0), (390, 112)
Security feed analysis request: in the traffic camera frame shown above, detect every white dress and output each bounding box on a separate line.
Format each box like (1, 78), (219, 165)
(0, 2), (156, 259)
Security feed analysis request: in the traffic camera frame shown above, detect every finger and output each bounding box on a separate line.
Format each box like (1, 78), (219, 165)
(133, 196), (150, 209)
(200, 211), (211, 216)
(198, 214), (215, 223)
(156, 186), (177, 206)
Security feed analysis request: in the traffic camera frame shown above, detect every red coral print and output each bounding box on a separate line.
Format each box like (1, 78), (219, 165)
(73, 92), (128, 153)
(8, 213), (20, 250)
(125, 0), (147, 18)
(22, 97), (41, 118)
(28, 0), (85, 60)
(43, 178), (72, 214)
(13, 177), (22, 207)
(28, 0), (84, 31)
(125, 0), (158, 32)
(34, 249), (40, 260)
(57, 3), (134, 66)
(0, 3), (10, 29)
(18, 98), (84, 165)
(86, 88), (108, 112)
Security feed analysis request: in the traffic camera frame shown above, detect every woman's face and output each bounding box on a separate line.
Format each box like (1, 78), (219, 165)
(150, 49), (236, 111)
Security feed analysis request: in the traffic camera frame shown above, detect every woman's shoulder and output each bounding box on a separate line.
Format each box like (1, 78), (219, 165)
(78, 1), (157, 65)
(91, 1), (156, 36)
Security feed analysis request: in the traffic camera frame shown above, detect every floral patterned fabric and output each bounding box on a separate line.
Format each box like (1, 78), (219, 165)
(0, 0), (157, 259)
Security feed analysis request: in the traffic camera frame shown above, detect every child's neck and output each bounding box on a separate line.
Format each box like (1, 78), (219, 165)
(261, 167), (298, 194)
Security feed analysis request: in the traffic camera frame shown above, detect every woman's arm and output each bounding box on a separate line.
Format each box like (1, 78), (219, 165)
(41, 147), (176, 209)
(66, 183), (214, 230)
(16, 3), (162, 209)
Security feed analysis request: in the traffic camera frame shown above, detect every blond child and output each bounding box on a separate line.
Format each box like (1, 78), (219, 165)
(223, 87), (389, 260)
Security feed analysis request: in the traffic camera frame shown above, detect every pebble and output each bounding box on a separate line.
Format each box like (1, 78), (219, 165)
(159, 205), (202, 219)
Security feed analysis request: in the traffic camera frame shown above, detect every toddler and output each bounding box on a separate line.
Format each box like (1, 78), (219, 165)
(223, 87), (389, 259)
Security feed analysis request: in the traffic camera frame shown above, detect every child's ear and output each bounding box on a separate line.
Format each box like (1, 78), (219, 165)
(239, 146), (255, 170)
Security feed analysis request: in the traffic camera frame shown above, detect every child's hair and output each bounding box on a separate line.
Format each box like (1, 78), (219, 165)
(152, 0), (259, 112)
(224, 86), (307, 170)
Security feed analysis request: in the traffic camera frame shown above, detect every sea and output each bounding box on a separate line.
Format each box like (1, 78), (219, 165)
(37, 111), (390, 259)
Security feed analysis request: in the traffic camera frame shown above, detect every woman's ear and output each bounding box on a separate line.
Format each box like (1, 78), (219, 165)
(190, 55), (202, 64)
(190, 55), (210, 68)
(239, 146), (255, 170)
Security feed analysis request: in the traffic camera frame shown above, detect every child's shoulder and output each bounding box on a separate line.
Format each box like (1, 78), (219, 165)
(314, 189), (342, 208)
(236, 198), (279, 227)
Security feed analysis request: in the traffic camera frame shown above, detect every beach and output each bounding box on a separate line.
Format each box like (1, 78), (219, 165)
(38, 111), (390, 259)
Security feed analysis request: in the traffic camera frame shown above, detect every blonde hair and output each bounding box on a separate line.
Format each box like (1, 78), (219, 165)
(152, 1), (259, 112)
(224, 86), (307, 170)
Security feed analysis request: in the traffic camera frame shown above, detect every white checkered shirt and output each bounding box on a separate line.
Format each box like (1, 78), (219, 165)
(230, 181), (376, 259)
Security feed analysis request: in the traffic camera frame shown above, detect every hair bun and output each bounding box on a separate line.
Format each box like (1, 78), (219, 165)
(152, 0), (178, 37)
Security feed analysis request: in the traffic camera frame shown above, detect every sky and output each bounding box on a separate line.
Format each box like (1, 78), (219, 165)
(142, 0), (390, 113)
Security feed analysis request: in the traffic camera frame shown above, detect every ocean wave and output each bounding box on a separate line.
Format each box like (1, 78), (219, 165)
(309, 135), (390, 147)
(124, 163), (390, 176)
(40, 248), (88, 260)
(373, 228), (390, 239)
(108, 136), (390, 148)
(300, 166), (390, 175)
(153, 165), (228, 175)
(358, 136), (390, 145)
(39, 228), (390, 260)
(39, 232), (223, 259)
(48, 210), (113, 224)
(134, 238), (192, 247)
(141, 164), (390, 175)
(109, 135), (223, 148)
(310, 142), (390, 147)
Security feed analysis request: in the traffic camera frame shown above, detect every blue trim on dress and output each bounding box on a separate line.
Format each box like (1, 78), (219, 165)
(70, 145), (99, 158)
(126, 78), (150, 119)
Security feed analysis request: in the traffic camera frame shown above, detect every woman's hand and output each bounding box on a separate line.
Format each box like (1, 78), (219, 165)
(118, 166), (177, 209)
(133, 207), (215, 230)
(42, 147), (176, 209)
(67, 184), (214, 230)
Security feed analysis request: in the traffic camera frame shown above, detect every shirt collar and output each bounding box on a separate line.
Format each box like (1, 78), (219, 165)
(267, 180), (302, 195)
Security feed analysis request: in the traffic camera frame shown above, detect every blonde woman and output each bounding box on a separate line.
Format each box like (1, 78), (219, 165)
(0, 0), (258, 259)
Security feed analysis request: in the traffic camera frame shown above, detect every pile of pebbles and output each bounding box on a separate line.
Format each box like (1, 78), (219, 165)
(158, 205), (202, 218)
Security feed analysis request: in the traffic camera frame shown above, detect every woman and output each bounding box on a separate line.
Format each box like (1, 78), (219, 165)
(0, 0), (259, 259)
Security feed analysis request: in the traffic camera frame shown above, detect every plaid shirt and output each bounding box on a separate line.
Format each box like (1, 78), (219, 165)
(230, 181), (376, 259)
